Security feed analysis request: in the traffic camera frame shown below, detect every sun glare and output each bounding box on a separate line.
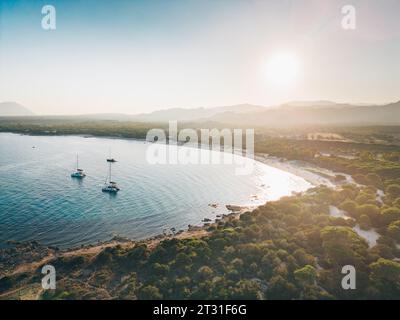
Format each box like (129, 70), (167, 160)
(265, 53), (300, 87)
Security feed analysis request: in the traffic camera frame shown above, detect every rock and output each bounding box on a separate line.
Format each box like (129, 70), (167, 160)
(226, 204), (243, 212)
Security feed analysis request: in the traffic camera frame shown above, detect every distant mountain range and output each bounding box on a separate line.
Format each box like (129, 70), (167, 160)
(207, 101), (400, 126)
(125, 100), (400, 125)
(130, 104), (266, 122)
(2, 100), (400, 125)
(66, 104), (266, 122)
(0, 102), (34, 116)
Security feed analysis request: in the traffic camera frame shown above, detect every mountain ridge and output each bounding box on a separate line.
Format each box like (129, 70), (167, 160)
(207, 100), (400, 126)
(2, 100), (400, 125)
(0, 102), (34, 116)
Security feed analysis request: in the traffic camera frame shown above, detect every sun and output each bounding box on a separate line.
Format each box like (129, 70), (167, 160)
(265, 52), (301, 87)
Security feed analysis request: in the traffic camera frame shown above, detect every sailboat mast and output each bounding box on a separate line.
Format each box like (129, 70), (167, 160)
(76, 154), (79, 170)
(109, 162), (112, 182)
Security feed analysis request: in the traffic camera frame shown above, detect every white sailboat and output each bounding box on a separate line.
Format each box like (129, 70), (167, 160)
(71, 154), (86, 178)
(102, 160), (120, 193)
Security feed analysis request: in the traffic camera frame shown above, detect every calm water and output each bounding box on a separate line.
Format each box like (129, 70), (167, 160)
(0, 133), (311, 248)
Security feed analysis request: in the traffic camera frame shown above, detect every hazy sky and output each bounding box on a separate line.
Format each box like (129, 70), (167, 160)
(1, 0), (400, 115)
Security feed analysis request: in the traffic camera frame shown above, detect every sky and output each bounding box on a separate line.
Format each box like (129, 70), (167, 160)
(0, 0), (400, 115)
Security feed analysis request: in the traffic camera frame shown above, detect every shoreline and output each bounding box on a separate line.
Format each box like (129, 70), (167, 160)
(254, 153), (353, 188)
(0, 206), (251, 278)
(0, 132), (345, 277)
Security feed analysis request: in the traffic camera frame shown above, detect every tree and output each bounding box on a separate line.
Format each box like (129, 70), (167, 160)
(339, 200), (357, 217)
(118, 273), (137, 299)
(198, 266), (214, 280)
(126, 245), (148, 265)
(381, 207), (400, 226)
(393, 197), (400, 208)
(293, 249), (316, 266)
(339, 186), (357, 200)
(249, 262), (259, 274)
(294, 265), (316, 285)
(387, 220), (400, 242)
(353, 174), (367, 185)
(357, 204), (380, 225)
(230, 280), (262, 300)
(320, 226), (368, 266)
(226, 269), (240, 282)
(231, 258), (244, 271)
(386, 184), (400, 199)
(138, 285), (163, 300)
(0, 276), (13, 292)
(355, 193), (376, 206)
(175, 252), (192, 266)
(359, 214), (371, 230)
(369, 258), (400, 298)
(267, 275), (298, 299)
(153, 263), (170, 276)
(365, 173), (382, 188)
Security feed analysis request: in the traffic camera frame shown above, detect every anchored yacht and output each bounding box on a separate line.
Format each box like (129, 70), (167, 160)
(71, 155), (86, 178)
(102, 160), (120, 193)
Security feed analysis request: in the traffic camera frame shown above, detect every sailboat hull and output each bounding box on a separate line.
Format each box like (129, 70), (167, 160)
(71, 172), (86, 178)
(102, 186), (120, 193)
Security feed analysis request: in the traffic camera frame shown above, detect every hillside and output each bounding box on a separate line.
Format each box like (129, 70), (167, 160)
(95, 100), (400, 125)
(0, 102), (34, 116)
(131, 104), (266, 122)
(208, 101), (400, 126)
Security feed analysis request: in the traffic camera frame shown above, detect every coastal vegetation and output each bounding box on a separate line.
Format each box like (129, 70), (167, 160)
(0, 118), (164, 139)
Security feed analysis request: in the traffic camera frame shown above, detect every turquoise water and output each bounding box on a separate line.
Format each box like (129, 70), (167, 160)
(0, 133), (310, 248)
